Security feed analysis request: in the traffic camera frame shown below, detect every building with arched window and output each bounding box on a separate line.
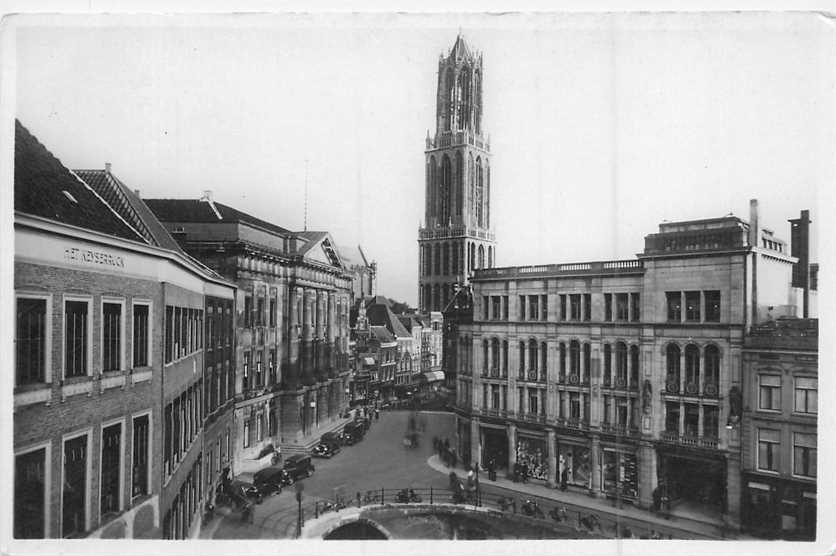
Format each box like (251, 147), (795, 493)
(451, 206), (814, 533)
(418, 35), (496, 313)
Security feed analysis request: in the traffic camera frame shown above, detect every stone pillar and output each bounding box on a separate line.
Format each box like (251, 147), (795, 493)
(287, 287), (302, 388)
(470, 419), (481, 469)
(302, 290), (316, 385)
(678, 401), (685, 437)
(507, 423), (517, 479)
(547, 429), (557, 488)
(590, 435), (601, 495)
(637, 441), (657, 510)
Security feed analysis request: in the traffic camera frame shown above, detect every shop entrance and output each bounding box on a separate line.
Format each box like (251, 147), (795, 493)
(481, 428), (508, 470)
(659, 452), (725, 520)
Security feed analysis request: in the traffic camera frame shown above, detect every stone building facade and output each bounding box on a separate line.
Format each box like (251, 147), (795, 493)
(453, 210), (802, 529)
(419, 35), (496, 313)
(741, 318), (817, 540)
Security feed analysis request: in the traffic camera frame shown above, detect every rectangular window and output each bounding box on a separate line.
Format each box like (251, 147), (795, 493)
(133, 304), (149, 367)
(528, 295), (539, 321)
(15, 447), (46, 538)
(666, 292), (681, 322)
(703, 406), (719, 439)
(569, 392), (580, 419)
(559, 295), (567, 321)
(665, 402), (680, 434)
(102, 302), (122, 372)
(269, 297), (277, 327)
(604, 293), (612, 322)
(65, 300), (88, 378)
(615, 294), (629, 321)
(164, 404), (172, 475)
(630, 293), (640, 322)
(100, 423), (122, 515)
(704, 290), (721, 322)
(243, 419), (251, 448)
(502, 296), (509, 320)
(256, 297), (265, 326)
(483, 296), (489, 321)
(243, 351), (251, 391)
(244, 296), (253, 328)
(528, 390), (538, 415)
(540, 295), (548, 321)
(491, 297), (500, 320)
(255, 351), (263, 388)
(757, 428), (780, 472)
(758, 375), (782, 411)
(62, 434), (87, 537)
(570, 294), (581, 320)
(16, 297), (47, 385)
(132, 415), (149, 498)
(685, 291), (700, 321)
(583, 294), (591, 321)
(519, 296), (525, 321)
(794, 377), (817, 414)
(793, 433), (817, 478)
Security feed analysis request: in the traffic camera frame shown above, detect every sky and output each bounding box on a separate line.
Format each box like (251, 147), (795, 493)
(12, 12), (832, 306)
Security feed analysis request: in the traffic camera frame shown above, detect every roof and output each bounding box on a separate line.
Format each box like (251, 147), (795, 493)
(366, 303), (411, 339)
(369, 325), (396, 344)
(336, 244), (369, 268)
(14, 120), (145, 243)
(449, 34), (474, 60)
(291, 231), (344, 267)
(398, 314), (422, 332)
(75, 169), (183, 252)
(144, 198), (292, 237)
(745, 318), (818, 351)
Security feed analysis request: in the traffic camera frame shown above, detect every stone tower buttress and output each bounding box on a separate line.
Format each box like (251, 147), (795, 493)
(418, 34), (496, 313)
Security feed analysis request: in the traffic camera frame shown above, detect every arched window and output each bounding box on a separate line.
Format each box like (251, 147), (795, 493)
(433, 245), (441, 275)
(469, 243), (476, 272)
(491, 338), (500, 376)
(440, 155), (452, 225)
(615, 342), (628, 387)
(451, 243), (459, 276)
(423, 284), (431, 312)
(459, 243), (465, 275)
(685, 344), (700, 394)
(482, 339), (489, 375)
(468, 153), (475, 223)
(478, 245), (485, 269)
(704, 345), (720, 396)
(540, 342), (548, 381)
(502, 340), (509, 377)
(474, 69), (482, 134)
(428, 156), (437, 223)
(485, 161), (490, 228)
(444, 67), (454, 132)
(569, 340), (580, 380)
(432, 284), (440, 312)
(455, 151), (464, 216)
(559, 342), (566, 380)
(603, 344), (612, 386)
(666, 344), (681, 393)
(442, 243), (450, 276)
(475, 157), (484, 226)
(528, 339), (538, 377)
(457, 65), (471, 129)
(518, 341), (526, 378)
(630, 345), (640, 388)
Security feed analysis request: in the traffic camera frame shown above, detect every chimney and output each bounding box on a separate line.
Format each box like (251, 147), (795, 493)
(105, 162), (112, 174)
(200, 190), (213, 202)
(134, 189), (141, 198)
(748, 199), (759, 247)
(789, 209), (812, 317)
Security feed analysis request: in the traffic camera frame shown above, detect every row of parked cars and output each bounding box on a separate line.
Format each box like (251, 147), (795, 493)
(217, 417), (371, 508)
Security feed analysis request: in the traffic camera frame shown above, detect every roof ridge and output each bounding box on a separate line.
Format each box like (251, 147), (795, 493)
(68, 168), (148, 245)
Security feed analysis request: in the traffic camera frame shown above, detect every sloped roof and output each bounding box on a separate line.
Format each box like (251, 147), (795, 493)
(337, 244), (369, 268)
(450, 34), (473, 60)
(370, 325), (395, 344)
(144, 198), (292, 237)
(292, 231), (343, 267)
(14, 120), (145, 243)
(75, 169), (183, 252)
(366, 301), (411, 339)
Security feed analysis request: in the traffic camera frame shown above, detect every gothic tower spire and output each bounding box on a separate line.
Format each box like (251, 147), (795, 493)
(418, 34), (496, 313)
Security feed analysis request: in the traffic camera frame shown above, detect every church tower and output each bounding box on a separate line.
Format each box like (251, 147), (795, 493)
(419, 34), (496, 313)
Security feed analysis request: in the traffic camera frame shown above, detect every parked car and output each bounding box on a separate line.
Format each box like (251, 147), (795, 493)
(283, 454), (315, 481)
(321, 431), (345, 447)
(312, 443), (340, 458)
(253, 465), (291, 493)
(216, 480), (263, 507)
(343, 421), (365, 445)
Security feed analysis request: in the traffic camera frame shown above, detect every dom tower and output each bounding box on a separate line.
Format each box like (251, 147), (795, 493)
(419, 35), (496, 312)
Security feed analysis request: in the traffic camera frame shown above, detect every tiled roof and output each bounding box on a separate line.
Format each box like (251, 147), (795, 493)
(144, 198), (292, 237)
(370, 325), (395, 344)
(14, 120), (145, 243)
(366, 302), (411, 339)
(75, 169), (183, 252)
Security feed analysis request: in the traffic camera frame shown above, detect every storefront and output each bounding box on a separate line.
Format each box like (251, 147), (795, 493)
(515, 432), (547, 481)
(557, 440), (592, 489)
(600, 447), (638, 499)
(742, 475), (816, 540)
(480, 426), (508, 470)
(657, 449), (725, 515)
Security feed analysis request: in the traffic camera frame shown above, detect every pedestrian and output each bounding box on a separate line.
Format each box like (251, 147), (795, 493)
(375, 408), (380, 420)
(560, 467), (568, 491)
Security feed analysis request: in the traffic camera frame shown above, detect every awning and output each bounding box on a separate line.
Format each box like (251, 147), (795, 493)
(423, 370), (445, 382)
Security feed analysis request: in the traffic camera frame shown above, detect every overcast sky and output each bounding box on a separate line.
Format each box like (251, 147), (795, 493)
(13, 12), (832, 305)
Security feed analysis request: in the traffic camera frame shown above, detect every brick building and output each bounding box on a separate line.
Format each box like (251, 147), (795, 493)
(13, 121), (236, 539)
(741, 318), (817, 540)
(452, 206), (806, 530)
(145, 200), (353, 467)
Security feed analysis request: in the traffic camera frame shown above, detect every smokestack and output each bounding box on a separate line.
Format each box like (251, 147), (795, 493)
(789, 209), (812, 318)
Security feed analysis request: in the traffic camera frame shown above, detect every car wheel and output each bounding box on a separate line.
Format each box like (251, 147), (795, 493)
(307, 468), (313, 477)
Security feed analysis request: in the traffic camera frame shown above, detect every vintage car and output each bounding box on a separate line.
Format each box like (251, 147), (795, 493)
(312, 443), (341, 458)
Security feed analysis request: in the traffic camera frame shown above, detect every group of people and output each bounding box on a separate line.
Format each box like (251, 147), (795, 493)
(433, 437), (459, 468)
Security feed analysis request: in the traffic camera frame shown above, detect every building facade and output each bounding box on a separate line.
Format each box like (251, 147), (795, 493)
(418, 35), (496, 313)
(453, 209), (803, 529)
(741, 318), (817, 540)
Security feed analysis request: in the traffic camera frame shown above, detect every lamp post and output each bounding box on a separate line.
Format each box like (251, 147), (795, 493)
(295, 482), (304, 538)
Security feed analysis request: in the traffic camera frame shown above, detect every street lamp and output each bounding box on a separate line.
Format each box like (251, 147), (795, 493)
(310, 400), (317, 428)
(295, 482), (305, 538)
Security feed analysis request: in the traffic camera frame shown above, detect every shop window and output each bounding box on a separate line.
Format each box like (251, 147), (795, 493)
(14, 447), (46, 538)
(666, 292), (681, 322)
(794, 377), (817, 414)
(685, 291), (700, 321)
(757, 428), (780, 472)
(704, 290), (721, 321)
(758, 375), (781, 411)
(16, 297), (47, 385)
(793, 433), (817, 478)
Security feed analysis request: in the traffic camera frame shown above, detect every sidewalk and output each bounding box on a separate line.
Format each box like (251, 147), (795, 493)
(426, 454), (743, 539)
